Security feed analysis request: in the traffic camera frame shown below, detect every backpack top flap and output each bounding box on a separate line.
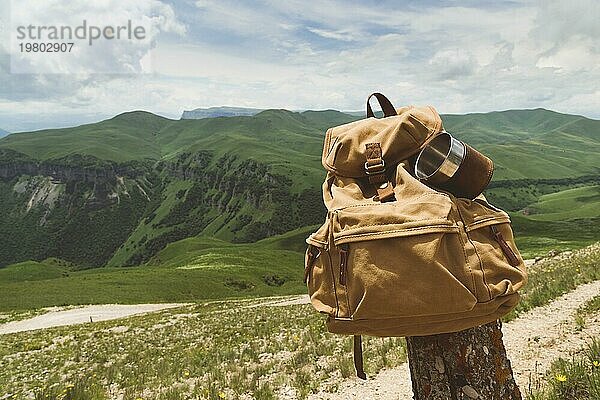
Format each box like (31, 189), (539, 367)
(321, 105), (443, 178)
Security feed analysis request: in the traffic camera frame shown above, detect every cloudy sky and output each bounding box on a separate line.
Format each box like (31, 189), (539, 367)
(0, 0), (598, 132)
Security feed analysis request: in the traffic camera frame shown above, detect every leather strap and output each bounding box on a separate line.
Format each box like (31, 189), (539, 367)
(375, 181), (395, 202)
(366, 93), (397, 118)
(365, 143), (395, 202)
(353, 335), (367, 380)
(303, 246), (320, 284)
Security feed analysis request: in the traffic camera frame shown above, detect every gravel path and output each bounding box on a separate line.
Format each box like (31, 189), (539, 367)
(0, 303), (188, 334)
(0, 293), (311, 335)
(506, 280), (600, 389)
(308, 279), (600, 400)
(248, 295), (310, 308)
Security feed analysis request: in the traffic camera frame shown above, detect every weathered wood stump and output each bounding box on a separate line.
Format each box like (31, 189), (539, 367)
(406, 320), (521, 399)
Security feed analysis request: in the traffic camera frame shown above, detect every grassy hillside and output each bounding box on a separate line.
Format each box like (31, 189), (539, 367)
(0, 111), (171, 162)
(2, 108), (598, 182)
(443, 109), (600, 180)
(0, 259), (72, 283)
(0, 109), (356, 190)
(508, 184), (600, 258)
(0, 234), (306, 312)
(484, 175), (599, 212)
(485, 180), (600, 258)
(523, 185), (600, 221)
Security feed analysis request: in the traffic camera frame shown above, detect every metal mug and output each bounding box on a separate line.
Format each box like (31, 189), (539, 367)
(414, 131), (493, 199)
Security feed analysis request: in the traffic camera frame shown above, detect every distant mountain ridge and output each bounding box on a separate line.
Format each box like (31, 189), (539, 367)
(181, 106), (264, 119)
(0, 107), (598, 269)
(181, 106), (366, 119)
(0, 128), (9, 138)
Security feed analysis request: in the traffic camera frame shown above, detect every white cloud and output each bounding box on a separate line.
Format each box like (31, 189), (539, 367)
(1, 0), (599, 132)
(536, 36), (600, 72)
(306, 27), (358, 42)
(428, 49), (478, 81)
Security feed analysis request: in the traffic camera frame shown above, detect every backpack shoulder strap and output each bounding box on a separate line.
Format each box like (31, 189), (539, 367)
(354, 335), (367, 380)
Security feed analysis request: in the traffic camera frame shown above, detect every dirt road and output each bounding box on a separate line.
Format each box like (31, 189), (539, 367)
(0, 303), (187, 335)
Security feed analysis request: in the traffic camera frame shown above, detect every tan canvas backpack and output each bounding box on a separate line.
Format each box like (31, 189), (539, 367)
(304, 93), (527, 379)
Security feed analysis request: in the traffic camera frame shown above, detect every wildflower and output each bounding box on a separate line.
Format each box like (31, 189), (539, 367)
(593, 360), (600, 367)
(576, 268), (580, 273)
(555, 374), (567, 382)
(218, 391), (226, 399)
(183, 370), (190, 377)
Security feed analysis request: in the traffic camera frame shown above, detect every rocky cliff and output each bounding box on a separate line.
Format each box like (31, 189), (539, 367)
(0, 147), (323, 268)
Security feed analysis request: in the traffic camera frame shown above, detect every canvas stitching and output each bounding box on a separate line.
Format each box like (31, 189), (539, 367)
(334, 225), (459, 243)
(455, 217), (478, 300)
(324, 248), (339, 319)
(336, 192), (452, 211)
(465, 216), (511, 232)
(344, 246), (352, 317)
(335, 219), (455, 231)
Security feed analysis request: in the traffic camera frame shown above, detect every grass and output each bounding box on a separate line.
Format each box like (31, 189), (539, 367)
(514, 236), (596, 260)
(4, 108), (597, 182)
(574, 294), (600, 331)
(2, 107), (599, 272)
(2, 221), (598, 314)
(0, 229), (320, 312)
(523, 185), (600, 221)
(0, 300), (405, 399)
(526, 339), (600, 400)
(0, 243), (306, 312)
(1, 242), (599, 398)
(511, 214), (600, 259)
(0, 259), (71, 282)
(504, 243), (600, 321)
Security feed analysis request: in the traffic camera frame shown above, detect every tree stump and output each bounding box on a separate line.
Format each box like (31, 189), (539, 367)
(406, 320), (521, 399)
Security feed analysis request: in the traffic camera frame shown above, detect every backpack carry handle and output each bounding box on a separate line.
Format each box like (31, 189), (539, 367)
(366, 92), (397, 118)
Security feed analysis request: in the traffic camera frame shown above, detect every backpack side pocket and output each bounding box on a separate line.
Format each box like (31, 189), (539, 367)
(306, 221), (338, 317)
(456, 197), (527, 302)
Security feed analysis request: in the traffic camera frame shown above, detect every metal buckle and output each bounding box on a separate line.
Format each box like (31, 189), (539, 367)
(364, 160), (385, 175)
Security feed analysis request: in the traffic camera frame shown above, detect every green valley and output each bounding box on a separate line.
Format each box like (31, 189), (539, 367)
(0, 107), (599, 310)
(0, 234), (307, 312)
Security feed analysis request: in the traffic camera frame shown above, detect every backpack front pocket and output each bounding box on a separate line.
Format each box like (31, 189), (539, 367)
(331, 206), (477, 320)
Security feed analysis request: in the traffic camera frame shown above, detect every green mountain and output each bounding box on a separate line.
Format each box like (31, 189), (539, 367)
(0, 108), (598, 270)
(443, 109), (600, 180)
(0, 109), (355, 268)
